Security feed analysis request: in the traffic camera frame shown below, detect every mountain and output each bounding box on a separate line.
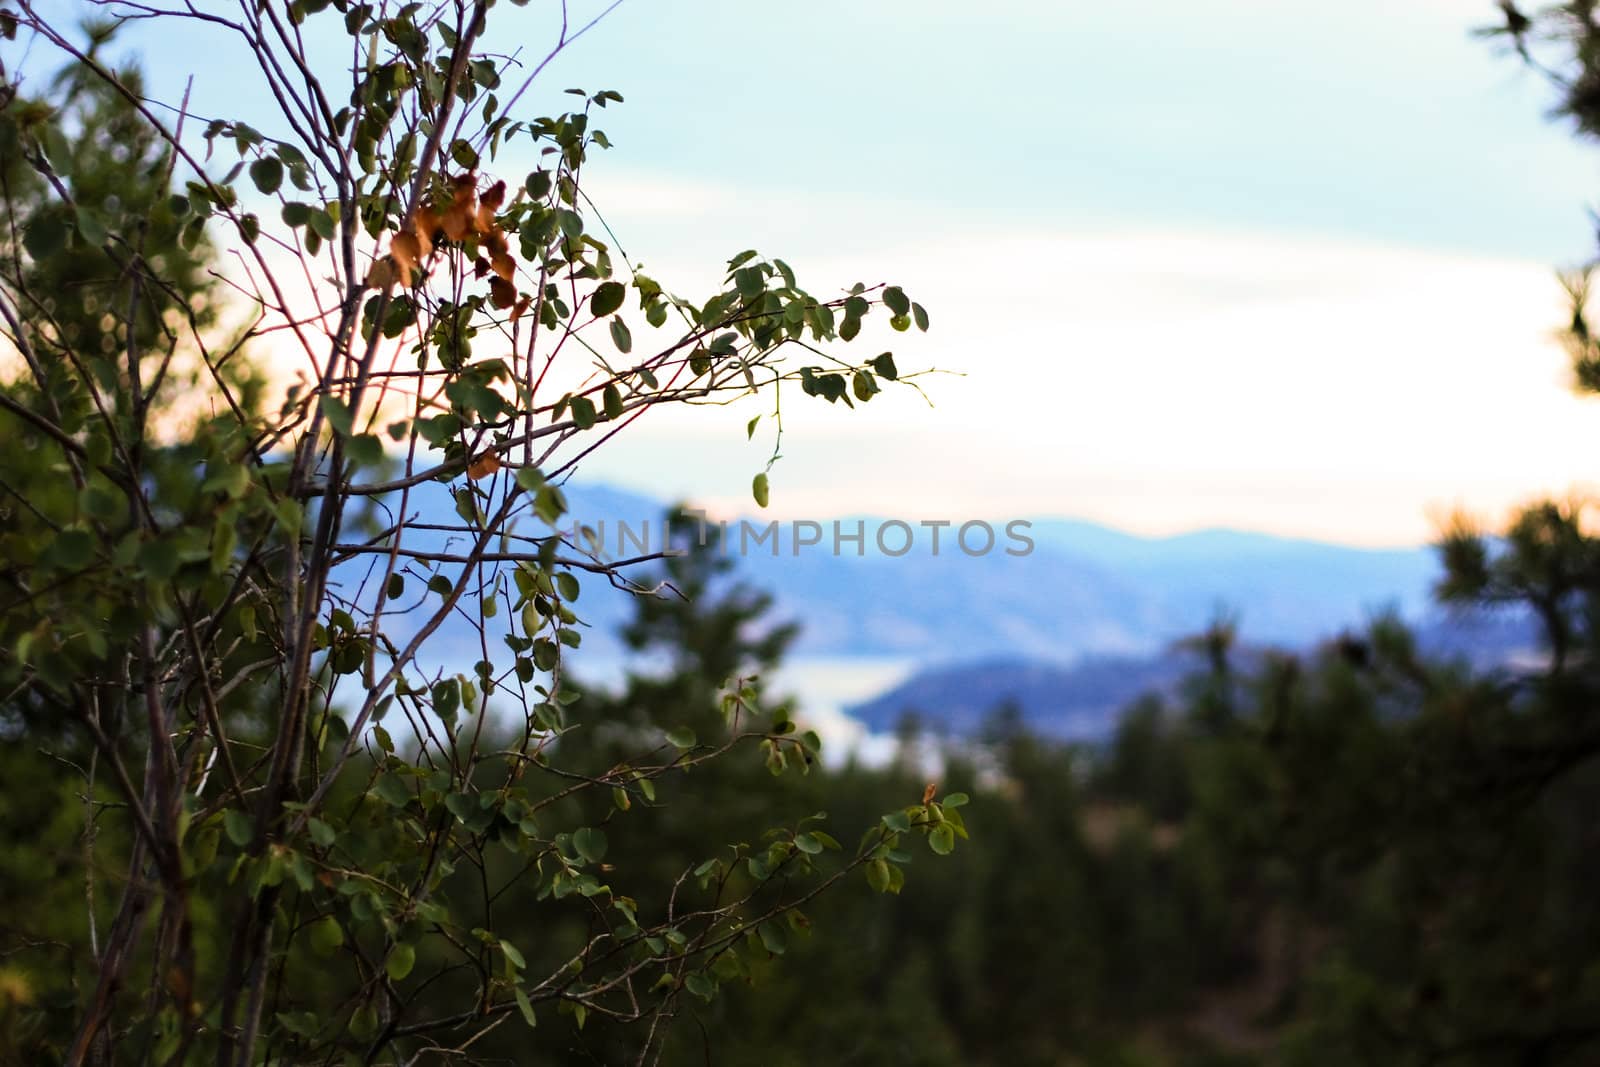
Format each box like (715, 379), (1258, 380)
(845, 608), (1540, 743)
(845, 655), (1192, 741)
(556, 485), (1443, 663)
(1023, 520), (1440, 648)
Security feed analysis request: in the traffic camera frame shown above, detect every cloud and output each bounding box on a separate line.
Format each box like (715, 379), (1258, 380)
(190, 158), (1599, 547)
(570, 172), (1600, 545)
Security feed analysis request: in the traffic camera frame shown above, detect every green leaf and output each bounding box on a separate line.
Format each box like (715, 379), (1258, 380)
(866, 858), (891, 893)
(572, 826), (608, 863)
(74, 207), (108, 248)
(869, 353), (898, 381)
(746, 415), (761, 440)
(734, 265), (764, 300)
(307, 818), (336, 848)
(23, 212), (67, 260)
(432, 679), (461, 720)
(453, 488), (480, 525)
(386, 942), (416, 981)
(535, 485), (566, 523)
(609, 317), (632, 354)
(912, 302), (930, 331)
(346, 432), (384, 467)
(569, 396), (596, 430)
(55, 528), (95, 569)
(591, 281), (626, 317)
(758, 922), (786, 956)
(555, 571), (580, 601)
(514, 987), (538, 1028)
(386, 574), (405, 599)
(137, 539), (180, 581)
(810, 830), (842, 851)
(319, 396), (354, 436)
(273, 498), (304, 539)
(752, 472), (770, 509)
(188, 825), (221, 873)
(445, 792), (476, 824)
(500, 939), (527, 970)
(882, 285), (910, 316)
(794, 832), (823, 854)
(348, 1003), (378, 1040)
(224, 809), (253, 847)
(202, 462), (250, 498)
(603, 383), (624, 419)
(308, 207), (335, 241)
(194, 520), (226, 571)
(250, 156), (283, 195)
(308, 914), (344, 956)
(80, 486), (122, 523)
(852, 371), (877, 402)
(665, 726), (696, 749)
(928, 823), (956, 855)
(375, 774), (412, 807)
(180, 216), (206, 251)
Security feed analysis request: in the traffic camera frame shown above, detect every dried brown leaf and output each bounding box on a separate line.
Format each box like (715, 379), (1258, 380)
(488, 276), (517, 309)
(466, 451), (502, 480)
(390, 231), (422, 282)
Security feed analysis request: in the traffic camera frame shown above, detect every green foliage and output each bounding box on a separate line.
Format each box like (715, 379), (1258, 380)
(5, 4), (1600, 1065)
(615, 512), (1600, 1066)
(0, 5), (940, 1064)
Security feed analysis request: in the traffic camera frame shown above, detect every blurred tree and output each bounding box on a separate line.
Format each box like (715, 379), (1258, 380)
(0, 37), (256, 1063)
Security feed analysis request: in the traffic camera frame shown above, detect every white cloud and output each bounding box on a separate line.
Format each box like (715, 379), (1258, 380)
(572, 172), (1600, 545)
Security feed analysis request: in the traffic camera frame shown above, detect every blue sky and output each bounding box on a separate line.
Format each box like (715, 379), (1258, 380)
(34, 0), (1600, 544)
(553, 0), (1595, 260)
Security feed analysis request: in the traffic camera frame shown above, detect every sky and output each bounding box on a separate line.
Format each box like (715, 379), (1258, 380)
(35, 0), (1600, 545)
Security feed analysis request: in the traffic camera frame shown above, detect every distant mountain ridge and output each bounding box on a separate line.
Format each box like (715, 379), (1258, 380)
(553, 483), (1444, 663)
(845, 609), (1537, 742)
(845, 655), (1193, 742)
